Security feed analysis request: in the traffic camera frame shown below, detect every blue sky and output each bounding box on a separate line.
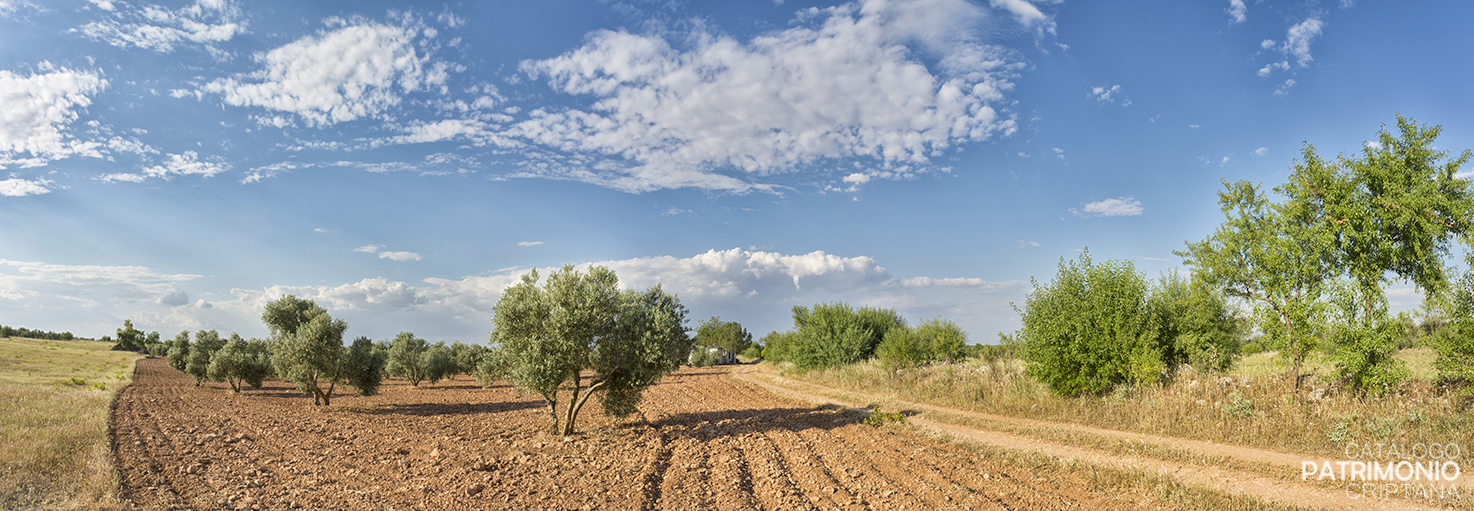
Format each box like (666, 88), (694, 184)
(2, 0), (1471, 343)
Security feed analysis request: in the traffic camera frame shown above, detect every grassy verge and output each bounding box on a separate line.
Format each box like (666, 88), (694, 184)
(790, 349), (1472, 461)
(0, 337), (143, 510)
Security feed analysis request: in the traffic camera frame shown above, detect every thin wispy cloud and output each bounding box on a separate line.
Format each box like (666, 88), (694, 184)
(1072, 197), (1143, 217)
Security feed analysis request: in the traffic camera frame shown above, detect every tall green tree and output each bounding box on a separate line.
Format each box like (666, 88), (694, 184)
(1178, 180), (1338, 388)
(115, 319), (145, 351)
(493, 265), (691, 435)
(695, 317), (753, 356)
(264, 295), (347, 406)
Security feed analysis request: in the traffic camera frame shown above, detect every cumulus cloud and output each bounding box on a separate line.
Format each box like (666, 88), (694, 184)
(76, 0), (244, 53)
(1072, 197), (1143, 217)
(1253, 147), (1268, 156)
(1088, 84), (1125, 104)
(2, 248), (1026, 344)
(202, 16), (448, 126)
(0, 64), (108, 166)
(1225, 0), (1246, 23)
(157, 289), (189, 306)
(1283, 18), (1323, 67)
(0, 177), (51, 196)
(508, 0), (1024, 193)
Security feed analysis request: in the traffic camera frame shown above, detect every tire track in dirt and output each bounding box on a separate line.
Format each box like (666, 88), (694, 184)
(734, 365), (1460, 511)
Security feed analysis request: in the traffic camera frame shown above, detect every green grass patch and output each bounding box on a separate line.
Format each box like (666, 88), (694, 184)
(0, 337), (143, 510)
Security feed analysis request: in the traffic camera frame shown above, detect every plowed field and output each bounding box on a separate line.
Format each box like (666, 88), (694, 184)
(112, 358), (1136, 510)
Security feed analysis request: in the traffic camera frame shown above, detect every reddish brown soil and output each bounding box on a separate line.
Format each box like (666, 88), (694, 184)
(112, 358), (1137, 510)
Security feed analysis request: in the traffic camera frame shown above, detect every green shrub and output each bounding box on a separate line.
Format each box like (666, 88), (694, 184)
(1150, 272), (1242, 373)
(787, 303), (904, 371)
(1018, 251), (1163, 396)
(876, 318), (968, 369)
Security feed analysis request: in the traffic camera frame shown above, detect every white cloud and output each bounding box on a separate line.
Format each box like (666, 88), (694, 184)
(1073, 197), (1143, 217)
(1260, 39), (1276, 50)
(1283, 18), (1323, 67)
(1189, 124), (1200, 129)
(1253, 147), (1268, 156)
(1274, 78), (1296, 97)
(1225, 0), (1246, 24)
(202, 16), (448, 126)
(1052, 147), (1064, 159)
(142, 151), (228, 180)
(1018, 240), (1040, 247)
(516, 241), (544, 247)
(378, 251), (422, 262)
(157, 289), (189, 306)
(2, 248), (1027, 345)
(508, 0), (1024, 193)
(0, 64), (108, 165)
(353, 245), (381, 253)
(0, 259), (201, 333)
(1088, 84), (1123, 103)
(987, 0), (1056, 37)
(0, 177), (51, 196)
(1257, 60), (1289, 77)
(77, 0), (244, 53)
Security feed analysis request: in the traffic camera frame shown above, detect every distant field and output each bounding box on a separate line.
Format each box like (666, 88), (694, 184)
(0, 336), (143, 510)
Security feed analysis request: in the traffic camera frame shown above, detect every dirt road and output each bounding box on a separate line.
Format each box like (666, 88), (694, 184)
(112, 358), (1128, 510)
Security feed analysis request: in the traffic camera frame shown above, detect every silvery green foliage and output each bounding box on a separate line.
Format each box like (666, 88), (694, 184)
(385, 332), (431, 386)
(493, 265), (691, 435)
(339, 336), (386, 396)
(207, 334), (268, 394)
(185, 329), (224, 386)
(166, 330), (191, 371)
(263, 295), (348, 406)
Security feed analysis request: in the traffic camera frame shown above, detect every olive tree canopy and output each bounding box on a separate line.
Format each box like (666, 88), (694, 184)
(492, 265), (691, 435)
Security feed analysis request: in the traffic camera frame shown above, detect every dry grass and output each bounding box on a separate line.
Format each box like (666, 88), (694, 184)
(796, 349), (1472, 461)
(0, 337), (142, 510)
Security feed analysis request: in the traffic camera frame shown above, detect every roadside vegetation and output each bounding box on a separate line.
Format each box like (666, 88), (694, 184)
(0, 336), (143, 510)
(769, 115), (1474, 464)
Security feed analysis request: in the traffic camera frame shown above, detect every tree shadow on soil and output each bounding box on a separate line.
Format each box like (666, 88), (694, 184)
(640, 403), (914, 440)
(346, 399), (542, 417)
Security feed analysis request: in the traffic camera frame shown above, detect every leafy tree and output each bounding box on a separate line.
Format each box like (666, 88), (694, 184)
(493, 265), (691, 435)
(339, 336), (386, 396)
(386, 332), (432, 386)
(165, 331), (191, 371)
(787, 303), (905, 370)
(1017, 251), (1163, 396)
(1178, 180), (1337, 388)
(115, 319), (145, 351)
(1325, 282), (1410, 397)
(185, 330), (225, 386)
(759, 331), (795, 362)
(1149, 272), (1242, 373)
(208, 334), (272, 392)
(424, 342), (454, 385)
(695, 317), (753, 356)
(449, 341), (483, 379)
(264, 295), (348, 406)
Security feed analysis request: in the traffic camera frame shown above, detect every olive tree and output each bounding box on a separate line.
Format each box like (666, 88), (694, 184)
(385, 333), (452, 386)
(264, 295), (348, 406)
(208, 333), (272, 392)
(493, 265), (691, 435)
(339, 336), (386, 396)
(165, 330), (191, 371)
(185, 330), (225, 386)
